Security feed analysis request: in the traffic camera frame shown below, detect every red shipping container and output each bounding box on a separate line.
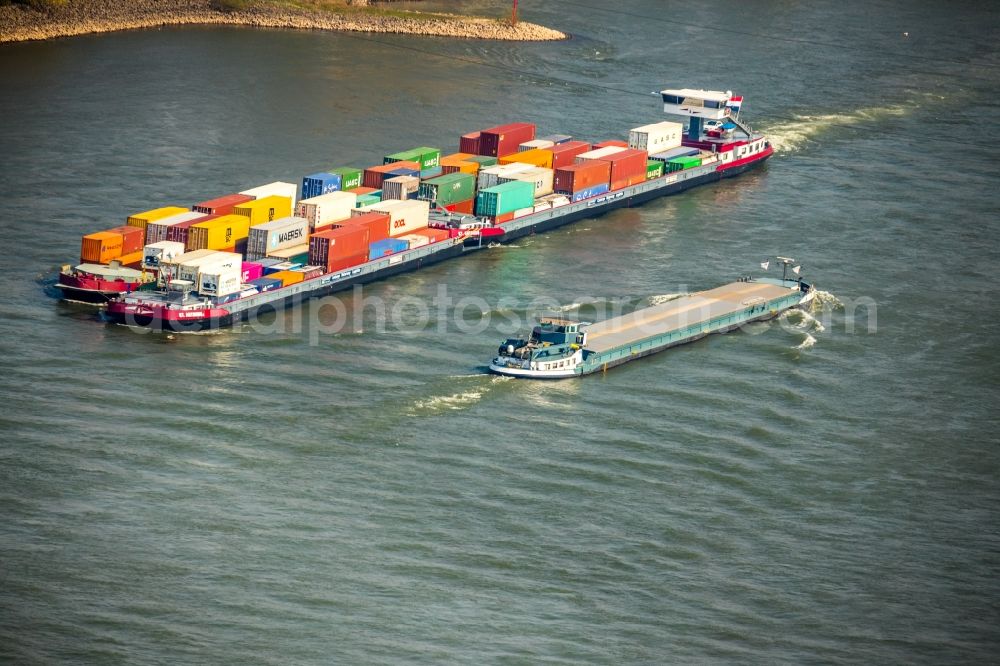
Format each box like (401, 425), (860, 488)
(309, 226), (371, 271)
(351, 186), (380, 196)
(192, 193), (253, 216)
(343, 211), (391, 243)
(478, 123), (536, 157)
(554, 161), (611, 193)
(443, 198), (475, 215)
(167, 214), (215, 245)
(459, 131), (481, 155)
(549, 141), (592, 169)
(362, 161), (420, 189)
(421, 228), (452, 243)
(104, 225), (145, 255)
(594, 140), (628, 149)
(600, 148), (649, 190)
(327, 253), (367, 273)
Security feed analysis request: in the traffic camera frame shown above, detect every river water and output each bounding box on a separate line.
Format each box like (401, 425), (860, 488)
(1, 1), (998, 663)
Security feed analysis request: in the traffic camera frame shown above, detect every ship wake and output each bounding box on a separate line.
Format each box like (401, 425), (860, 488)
(763, 104), (910, 153)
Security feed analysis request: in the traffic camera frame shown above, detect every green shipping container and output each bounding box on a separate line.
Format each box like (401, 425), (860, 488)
(356, 194), (383, 208)
(384, 147), (441, 171)
(667, 156), (702, 172)
(476, 180), (535, 217)
(419, 172), (475, 206)
(328, 167), (363, 191)
(646, 160), (664, 180)
(467, 155), (498, 168)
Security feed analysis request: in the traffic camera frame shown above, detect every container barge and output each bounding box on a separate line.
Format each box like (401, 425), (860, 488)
(52, 89), (773, 330)
(489, 261), (815, 379)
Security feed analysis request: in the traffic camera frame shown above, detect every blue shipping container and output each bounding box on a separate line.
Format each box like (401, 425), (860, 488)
(386, 167), (420, 179)
(368, 238), (409, 261)
(302, 172), (343, 199)
(249, 277), (283, 292)
(540, 134), (573, 144)
(569, 183), (611, 203)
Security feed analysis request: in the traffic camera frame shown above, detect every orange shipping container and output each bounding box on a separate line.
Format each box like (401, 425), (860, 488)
(342, 211), (391, 243)
(267, 270), (304, 287)
(362, 161), (420, 189)
(105, 225), (145, 255)
(500, 148), (553, 169)
(80, 231), (123, 264)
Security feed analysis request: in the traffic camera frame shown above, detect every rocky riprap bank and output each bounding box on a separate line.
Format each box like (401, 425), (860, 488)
(0, 0), (568, 43)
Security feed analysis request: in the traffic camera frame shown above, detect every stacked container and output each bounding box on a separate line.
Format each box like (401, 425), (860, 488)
(186, 214), (251, 252)
(539, 134), (573, 145)
(239, 182), (297, 207)
(554, 161), (611, 202)
(146, 211), (207, 244)
(192, 193), (253, 216)
(361, 199), (430, 237)
(519, 139), (554, 152)
(362, 161), (420, 189)
(296, 191), (358, 230)
(576, 146), (626, 163)
(646, 160), (665, 180)
(233, 195), (293, 227)
(384, 147), (441, 172)
(167, 216), (215, 247)
(478, 162), (534, 191)
(478, 123), (536, 157)
(301, 172), (342, 199)
(418, 172), (475, 208)
(344, 211), (391, 244)
(500, 148), (553, 169)
(80, 227), (141, 264)
(628, 121), (683, 154)
(381, 175), (420, 201)
(309, 226), (370, 273)
(587, 148), (649, 190)
(548, 141), (593, 169)
(327, 167), (363, 191)
(475, 181), (535, 218)
(439, 153), (478, 175)
(246, 216), (309, 260)
(498, 166), (554, 198)
(142, 240), (186, 269)
(126, 206), (188, 238)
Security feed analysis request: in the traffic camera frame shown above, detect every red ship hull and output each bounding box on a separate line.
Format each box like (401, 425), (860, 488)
(55, 271), (145, 304)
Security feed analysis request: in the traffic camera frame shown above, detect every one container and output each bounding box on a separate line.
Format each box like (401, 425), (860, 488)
(628, 121), (683, 154)
(362, 161), (420, 189)
(80, 231), (124, 264)
(477, 162), (534, 191)
(549, 141), (593, 169)
(498, 166), (554, 198)
(126, 206), (188, 236)
(646, 160), (665, 180)
(292, 266), (324, 280)
(597, 148), (649, 190)
(478, 123), (536, 157)
(241, 261), (264, 283)
(441, 198), (475, 215)
(267, 270), (305, 287)
(301, 172), (342, 199)
(594, 139), (629, 149)
(296, 191), (358, 230)
(518, 139), (554, 152)
(327, 167), (363, 191)
(142, 240), (186, 269)
(384, 147), (440, 171)
(248, 276), (283, 292)
(233, 195), (293, 227)
(569, 182), (611, 203)
(350, 186), (380, 196)
(667, 155), (703, 172)
(418, 172), (476, 206)
(649, 146), (700, 162)
(381, 175), (420, 201)
(327, 253), (367, 273)
(265, 243), (310, 264)
(239, 181), (298, 207)
(553, 160), (611, 193)
(105, 225), (146, 256)
(198, 266), (243, 297)
(459, 131), (481, 154)
(246, 215), (309, 259)
(192, 193), (253, 216)
(475, 181), (535, 217)
(146, 211), (207, 245)
(355, 194), (383, 208)
(187, 214), (251, 251)
(368, 237), (409, 261)
(397, 233), (430, 249)
(363, 199), (431, 237)
(439, 152), (477, 174)
(343, 211), (391, 243)
(466, 155), (498, 168)
(575, 146), (627, 163)
(500, 147), (553, 169)
(172, 250), (241, 283)
(309, 226), (371, 271)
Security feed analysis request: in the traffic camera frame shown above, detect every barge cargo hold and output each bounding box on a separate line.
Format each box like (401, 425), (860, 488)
(95, 88), (774, 331)
(489, 269), (815, 379)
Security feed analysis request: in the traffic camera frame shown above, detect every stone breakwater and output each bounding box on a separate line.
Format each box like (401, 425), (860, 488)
(0, 1), (568, 44)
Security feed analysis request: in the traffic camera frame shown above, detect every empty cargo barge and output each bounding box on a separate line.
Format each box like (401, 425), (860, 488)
(80, 88), (775, 331)
(489, 268), (815, 379)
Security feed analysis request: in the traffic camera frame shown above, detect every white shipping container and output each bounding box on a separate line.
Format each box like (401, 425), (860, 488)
(296, 191), (357, 230)
(513, 207), (534, 219)
(199, 266), (243, 297)
(533, 201), (553, 213)
(159, 248), (217, 281)
(145, 211), (205, 245)
(537, 193), (571, 208)
(381, 175), (420, 201)
(367, 199), (430, 238)
(628, 121), (683, 153)
(576, 146), (626, 163)
(499, 166), (554, 197)
(247, 216), (309, 257)
(396, 233), (429, 249)
(142, 240), (186, 269)
(176, 251), (241, 284)
(519, 139), (554, 152)
(239, 181), (298, 207)
(477, 162), (534, 190)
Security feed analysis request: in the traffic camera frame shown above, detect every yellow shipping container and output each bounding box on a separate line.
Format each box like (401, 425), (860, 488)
(126, 206), (188, 234)
(232, 195), (292, 226)
(267, 270), (304, 287)
(186, 214), (250, 251)
(440, 153), (479, 175)
(499, 148), (553, 169)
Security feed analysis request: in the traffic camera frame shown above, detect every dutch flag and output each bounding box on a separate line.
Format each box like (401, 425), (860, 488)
(726, 95), (743, 111)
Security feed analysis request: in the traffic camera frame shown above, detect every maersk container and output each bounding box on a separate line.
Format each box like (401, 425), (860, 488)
(475, 180), (535, 217)
(239, 181), (298, 207)
(539, 134), (572, 145)
(126, 206), (188, 235)
(233, 195), (293, 228)
(553, 160), (611, 193)
(646, 160), (665, 180)
(187, 214), (251, 252)
(142, 240), (186, 269)
(519, 139), (554, 152)
(381, 175), (420, 201)
(498, 166), (554, 197)
(628, 121), (683, 154)
(569, 183), (611, 203)
(327, 167), (363, 191)
(192, 193), (253, 216)
(248, 276), (283, 292)
(296, 191), (357, 230)
(368, 237), (409, 261)
(478, 123), (536, 157)
(418, 172), (476, 206)
(366, 199), (430, 237)
(246, 215), (309, 259)
(650, 146), (700, 162)
(549, 141), (592, 169)
(301, 172), (342, 200)
(146, 211), (207, 245)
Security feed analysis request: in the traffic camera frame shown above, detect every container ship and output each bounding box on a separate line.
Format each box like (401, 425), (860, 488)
(51, 89), (773, 330)
(489, 260), (815, 379)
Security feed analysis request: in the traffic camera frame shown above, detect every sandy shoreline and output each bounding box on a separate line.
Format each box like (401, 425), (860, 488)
(0, 1), (568, 44)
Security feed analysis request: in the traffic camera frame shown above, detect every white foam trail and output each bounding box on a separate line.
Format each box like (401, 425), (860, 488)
(794, 309), (826, 333)
(557, 302), (584, 312)
(809, 290), (843, 313)
(795, 333), (817, 350)
(648, 293), (687, 306)
(764, 104), (910, 153)
(412, 389), (485, 412)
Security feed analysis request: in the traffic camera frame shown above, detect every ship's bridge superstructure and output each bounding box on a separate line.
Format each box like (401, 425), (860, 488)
(661, 88), (749, 141)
